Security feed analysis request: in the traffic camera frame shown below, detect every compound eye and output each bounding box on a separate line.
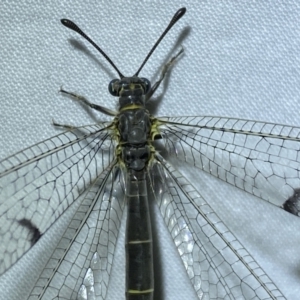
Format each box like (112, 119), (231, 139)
(140, 78), (151, 94)
(108, 79), (120, 96)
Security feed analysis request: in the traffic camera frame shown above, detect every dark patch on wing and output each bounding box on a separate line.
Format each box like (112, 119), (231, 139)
(283, 189), (300, 216)
(18, 218), (41, 245)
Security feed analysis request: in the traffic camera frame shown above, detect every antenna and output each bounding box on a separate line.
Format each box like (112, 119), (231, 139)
(61, 19), (125, 78)
(134, 7), (186, 76)
(61, 7), (186, 79)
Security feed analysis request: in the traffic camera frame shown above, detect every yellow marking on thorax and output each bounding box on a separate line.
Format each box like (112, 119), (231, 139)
(119, 104), (144, 112)
(149, 117), (162, 140)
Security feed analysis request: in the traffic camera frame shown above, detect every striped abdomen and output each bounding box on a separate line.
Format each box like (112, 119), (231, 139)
(125, 170), (154, 300)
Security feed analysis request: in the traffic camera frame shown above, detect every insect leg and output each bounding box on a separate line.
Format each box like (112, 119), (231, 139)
(52, 118), (77, 129)
(59, 87), (117, 116)
(146, 46), (184, 102)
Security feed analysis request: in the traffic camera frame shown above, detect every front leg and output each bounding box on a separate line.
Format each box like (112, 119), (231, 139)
(146, 47), (184, 102)
(59, 87), (117, 116)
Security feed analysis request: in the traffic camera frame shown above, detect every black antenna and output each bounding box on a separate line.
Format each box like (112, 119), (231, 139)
(61, 19), (125, 78)
(134, 7), (186, 76)
(61, 8), (186, 79)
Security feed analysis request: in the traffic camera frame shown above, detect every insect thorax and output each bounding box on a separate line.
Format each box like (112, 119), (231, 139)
(110, 76), (153, 171)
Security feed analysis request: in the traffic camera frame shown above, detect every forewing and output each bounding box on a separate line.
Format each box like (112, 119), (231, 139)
(0, 123), (115, 275)
(158, 116), (300, 215)
(149, 154), (285, 300)
(27, 164), (125, 300)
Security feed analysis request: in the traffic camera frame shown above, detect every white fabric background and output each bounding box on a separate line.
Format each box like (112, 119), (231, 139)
(1, 1), (300, 299)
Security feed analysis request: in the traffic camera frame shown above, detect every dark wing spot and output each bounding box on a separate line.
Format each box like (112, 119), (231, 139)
(283, 189), (300, 217)
(18, 218), (41, 245)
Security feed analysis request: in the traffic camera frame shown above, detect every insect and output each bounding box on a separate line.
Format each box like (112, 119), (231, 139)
(0, 6), (299, 300)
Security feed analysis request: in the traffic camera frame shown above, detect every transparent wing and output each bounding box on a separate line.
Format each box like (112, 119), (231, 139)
(149, 154), (285, 300)
(0, 122), (115, 276)
(28, 163), (125, 300)
(158, 116), (300, 215)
